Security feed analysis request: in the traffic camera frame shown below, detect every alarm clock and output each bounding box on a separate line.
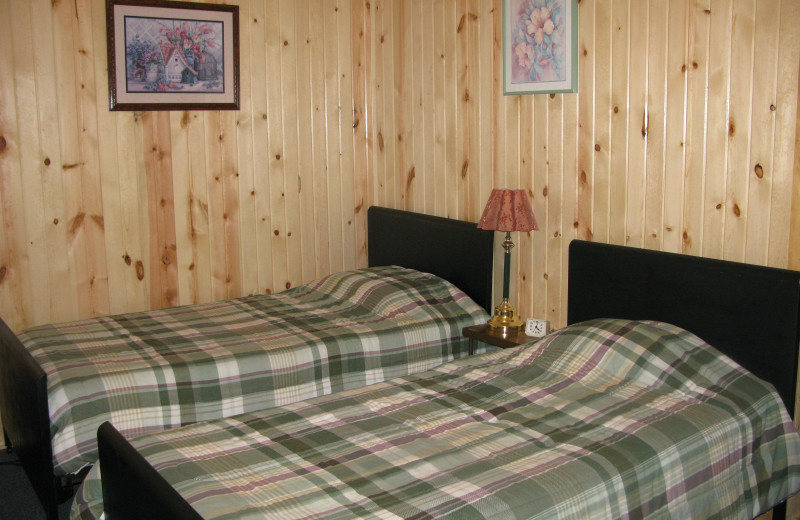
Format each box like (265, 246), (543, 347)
(525, 318), (550, 338)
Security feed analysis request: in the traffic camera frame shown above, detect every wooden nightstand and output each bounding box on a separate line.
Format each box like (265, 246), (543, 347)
(463, 324), (530, 355)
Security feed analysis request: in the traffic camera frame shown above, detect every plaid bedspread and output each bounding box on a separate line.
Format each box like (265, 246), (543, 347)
(71, 319), (800, 520)
(20, 266), (488, 475)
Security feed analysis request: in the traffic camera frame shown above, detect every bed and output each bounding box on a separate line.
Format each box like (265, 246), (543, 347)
(0, 206), (494, 520)
(74, 239), (800, 520)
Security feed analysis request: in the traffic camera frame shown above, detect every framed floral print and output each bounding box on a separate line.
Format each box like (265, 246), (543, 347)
(106, 0), (239, 110)
(503, 0), (578, 95)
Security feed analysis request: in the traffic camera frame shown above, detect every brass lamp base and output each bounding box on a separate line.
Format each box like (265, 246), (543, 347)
(486, 298), (523, 335)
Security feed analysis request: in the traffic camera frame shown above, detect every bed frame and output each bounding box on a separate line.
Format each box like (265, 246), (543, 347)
(567, 240), (800, 418)
(0, 206), (494, 520)
(98, 238), (800, 520)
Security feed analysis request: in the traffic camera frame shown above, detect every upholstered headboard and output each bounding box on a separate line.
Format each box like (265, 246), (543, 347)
(367, 206), (494, 314)
(567, 239), (800, 417)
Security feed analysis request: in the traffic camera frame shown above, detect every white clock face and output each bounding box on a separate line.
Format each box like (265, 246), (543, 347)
(525, 319), (549, 337)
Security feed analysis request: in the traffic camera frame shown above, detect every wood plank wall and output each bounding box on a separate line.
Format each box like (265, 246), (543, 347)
(0, 0), (368, 334)
(370, 0), (800, 329)
(2, 0), (798, 346)
(1, 0), (800, 476)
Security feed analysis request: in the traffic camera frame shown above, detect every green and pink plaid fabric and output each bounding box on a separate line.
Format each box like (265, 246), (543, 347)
(20, 266), (488, 475)
(72, 319), (800, 519)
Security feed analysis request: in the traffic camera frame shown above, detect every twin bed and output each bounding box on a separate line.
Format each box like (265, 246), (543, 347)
(1, 207), (495, 520)
(3, 206), (800, 519)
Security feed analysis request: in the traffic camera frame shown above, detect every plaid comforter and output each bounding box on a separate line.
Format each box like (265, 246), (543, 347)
(21, 266), (488, 475)
(72, 319), (800, 519)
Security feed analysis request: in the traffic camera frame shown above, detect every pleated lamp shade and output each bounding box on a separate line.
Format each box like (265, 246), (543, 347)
(477, 189), (538, 232)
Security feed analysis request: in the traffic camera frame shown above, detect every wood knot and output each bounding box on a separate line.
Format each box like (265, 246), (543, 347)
(456, 14), (465, 33)
(135, 260), (145, 281)
(123, 254), (132, 266)
(754, 163), (764, 179)
(69, 212), (86, 235)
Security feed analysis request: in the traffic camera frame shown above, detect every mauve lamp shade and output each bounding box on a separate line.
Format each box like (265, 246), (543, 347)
(477, 189), (538, 232)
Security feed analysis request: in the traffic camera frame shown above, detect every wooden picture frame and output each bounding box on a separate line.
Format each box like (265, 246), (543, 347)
(106, 0), (239, 111)
(503, 0), (578, 95)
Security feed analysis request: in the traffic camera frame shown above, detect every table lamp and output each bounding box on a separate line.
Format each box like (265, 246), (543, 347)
(477, 189), (538, 334)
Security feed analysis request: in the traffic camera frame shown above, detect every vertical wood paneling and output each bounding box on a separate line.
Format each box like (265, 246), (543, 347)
(609, 0), (629, 247)
(725, 0), (755, 262)
(0, 0), (368, 333)
(0, 0), (24, 330)
(744, 0), (778, 266)
(769, 0), (800, 267)
(351, 0), (370, 268)
(625, 0), (647, 249)
(576, 0), (594, 242)
(702, 0), (732, 260)
(365, 0), (800, 333)
(336, 0), (357, 271)
(592, 0), (612, 244)
(682, 0), (710, 257)
(309, 0), (330, 276)
(644, 0), (667, 251)
(75, 0), (110, 318)
(234, 1), (259, 297)
(279, 0), (302, 289)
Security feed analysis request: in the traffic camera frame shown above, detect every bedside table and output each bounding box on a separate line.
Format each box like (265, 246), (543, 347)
(462, 324), (530, 355)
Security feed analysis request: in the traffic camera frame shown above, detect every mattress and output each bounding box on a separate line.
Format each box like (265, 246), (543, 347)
(72, 319), (800, 519)
(20, 266), (488, 474)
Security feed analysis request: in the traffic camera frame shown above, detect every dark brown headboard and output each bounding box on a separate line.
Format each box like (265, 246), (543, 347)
(367, 206), (494, 314)
(567, 239), (800, 418)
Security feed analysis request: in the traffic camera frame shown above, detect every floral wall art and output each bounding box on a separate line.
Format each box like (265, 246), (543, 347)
(106, 0), (239, 110)
(503, 0), (578, 94)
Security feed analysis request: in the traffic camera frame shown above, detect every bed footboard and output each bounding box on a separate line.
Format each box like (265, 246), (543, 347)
(0, 317), (59, 520)
(98, 422), (203, 520)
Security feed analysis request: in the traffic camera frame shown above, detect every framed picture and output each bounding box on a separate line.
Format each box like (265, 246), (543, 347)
(106, 0), (239, 111)
(503, 0), (578, 95)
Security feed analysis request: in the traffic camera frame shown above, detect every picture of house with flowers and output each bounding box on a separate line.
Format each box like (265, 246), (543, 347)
(124, 16), (224, 93)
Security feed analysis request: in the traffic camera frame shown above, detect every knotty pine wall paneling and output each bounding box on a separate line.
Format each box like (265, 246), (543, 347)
(366, 0), (800, 328)
(0, 0), (367, 335)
